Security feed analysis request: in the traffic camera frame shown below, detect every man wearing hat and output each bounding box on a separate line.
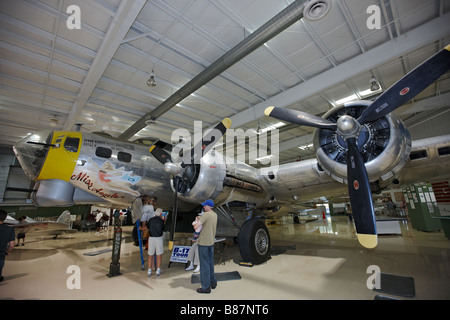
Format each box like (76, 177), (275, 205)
(194, 199), (218, 293)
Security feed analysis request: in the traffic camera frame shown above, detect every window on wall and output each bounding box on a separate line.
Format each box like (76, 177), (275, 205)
(96, 147), (112, 159)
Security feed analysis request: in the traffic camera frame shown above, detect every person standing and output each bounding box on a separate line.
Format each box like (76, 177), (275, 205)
(141, 196), (156, 222)
(133, 195), (154, 246)
(0, 210), (15, 282)
(147, 209), (165, 277)
(140, 196), (155, 249)
(16, 216), (26, 246)
(94, 210), (103, 235)
(195, 199), (217, 294)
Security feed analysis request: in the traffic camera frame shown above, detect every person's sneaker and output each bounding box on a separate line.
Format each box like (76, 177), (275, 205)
(185, 263), (194, 271)
(193, 265), (200, 273)
(156, 268), (161, 276)
(147, 269), (152, 277)
(196, 287), (211, 294)
(211, 281), (217, 289)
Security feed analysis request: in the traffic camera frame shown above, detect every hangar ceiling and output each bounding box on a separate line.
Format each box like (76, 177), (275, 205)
(1, 0), (450, 165)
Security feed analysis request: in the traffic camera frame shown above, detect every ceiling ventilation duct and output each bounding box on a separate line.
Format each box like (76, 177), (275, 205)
(303, 0), (332, 21)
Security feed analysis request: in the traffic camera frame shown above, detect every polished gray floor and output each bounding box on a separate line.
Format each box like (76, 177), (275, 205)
(1, 215), (449, 300)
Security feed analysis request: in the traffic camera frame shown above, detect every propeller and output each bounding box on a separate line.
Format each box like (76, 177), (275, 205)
(149, 118), (232, 250)
(265, 44), (450, 249)
(190, 118), (231, 165)
(149, 140), (172, 164)
(359, 44), (450, 124)
(264, 106), (337, 130)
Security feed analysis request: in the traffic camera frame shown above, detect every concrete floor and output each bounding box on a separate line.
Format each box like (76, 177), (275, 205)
(1, 215), (449, 300)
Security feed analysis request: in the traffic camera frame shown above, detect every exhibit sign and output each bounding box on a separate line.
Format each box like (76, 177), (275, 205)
(170, 245), (191, 264)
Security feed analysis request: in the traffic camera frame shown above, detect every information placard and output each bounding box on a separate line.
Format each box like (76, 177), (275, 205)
(169, 245), (191, 264)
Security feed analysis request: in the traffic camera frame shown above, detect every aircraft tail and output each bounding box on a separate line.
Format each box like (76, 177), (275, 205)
(57, 210), (72, 226)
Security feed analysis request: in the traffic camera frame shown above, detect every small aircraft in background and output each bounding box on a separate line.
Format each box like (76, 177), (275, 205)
(3, 210), (75, 239)
(11, 44), (450, 264)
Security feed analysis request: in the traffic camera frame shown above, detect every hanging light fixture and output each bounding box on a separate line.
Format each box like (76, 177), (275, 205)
(370, 76), (380, 91)
(147, 70), (156, 87)
(49, 115), (59, 127)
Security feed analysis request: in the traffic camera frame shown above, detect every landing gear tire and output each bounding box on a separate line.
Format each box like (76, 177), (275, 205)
(238, 218), (271, 265)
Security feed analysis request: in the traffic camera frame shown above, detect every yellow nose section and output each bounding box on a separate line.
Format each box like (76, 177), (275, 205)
(37, 131), (82, 181)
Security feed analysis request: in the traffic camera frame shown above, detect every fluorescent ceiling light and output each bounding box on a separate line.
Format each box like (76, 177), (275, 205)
(359, 89), (373, 97)
(335, 87), (383, 106)
(298, 143), (313, 150)
(255, 155), (273, 161)
(359, 87), (382, 97)
(335, 94), (358, 105)
(260, 121), (286, 133)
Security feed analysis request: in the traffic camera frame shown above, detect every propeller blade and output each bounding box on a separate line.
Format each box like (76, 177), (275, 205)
(149, 141), (172, 164)
(359, 44), (450, 124)
(264, 106), (337, 130)
(190, 118), (232, 164)
(346, 137), (377, 249)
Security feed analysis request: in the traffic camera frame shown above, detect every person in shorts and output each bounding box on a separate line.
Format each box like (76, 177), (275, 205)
(147, 208), (165, 277)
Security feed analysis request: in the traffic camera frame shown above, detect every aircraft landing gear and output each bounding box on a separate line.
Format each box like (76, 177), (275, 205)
(238, 218), (271, 265)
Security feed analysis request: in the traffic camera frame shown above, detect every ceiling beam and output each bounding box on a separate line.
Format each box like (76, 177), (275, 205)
(118, 0), (311, 140)
(399, 92), (450, 115)
(63, 0), (147, 131)
(229, 12), (450, 129)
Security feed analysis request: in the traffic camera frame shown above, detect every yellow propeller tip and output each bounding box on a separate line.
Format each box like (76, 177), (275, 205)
(445, 44), (450, 52)
(357, 234), (378, 249)
(222, 118), (232, 129)
(264, 106), (274, 116)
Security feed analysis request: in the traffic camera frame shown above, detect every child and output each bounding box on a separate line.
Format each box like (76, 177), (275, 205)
(192, 215), (202, 239)
(186, 211), (203, 273)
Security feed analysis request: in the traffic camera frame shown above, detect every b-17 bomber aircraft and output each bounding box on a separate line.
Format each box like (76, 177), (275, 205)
(12, 44), (450, 264)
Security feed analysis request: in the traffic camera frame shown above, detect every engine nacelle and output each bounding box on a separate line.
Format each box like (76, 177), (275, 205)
(170, 151), (227, 204)
(170, 150), (268, 207)
(313, 101), (411, 185)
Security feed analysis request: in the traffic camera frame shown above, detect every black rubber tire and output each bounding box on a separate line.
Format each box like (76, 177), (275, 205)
(238, 218), (271, 265)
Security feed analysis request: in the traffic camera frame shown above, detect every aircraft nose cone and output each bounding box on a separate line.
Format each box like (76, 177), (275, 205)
(13, 131), (53, 181)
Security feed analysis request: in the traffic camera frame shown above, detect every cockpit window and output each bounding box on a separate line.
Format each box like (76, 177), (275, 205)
(64, 137), (80, 153)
